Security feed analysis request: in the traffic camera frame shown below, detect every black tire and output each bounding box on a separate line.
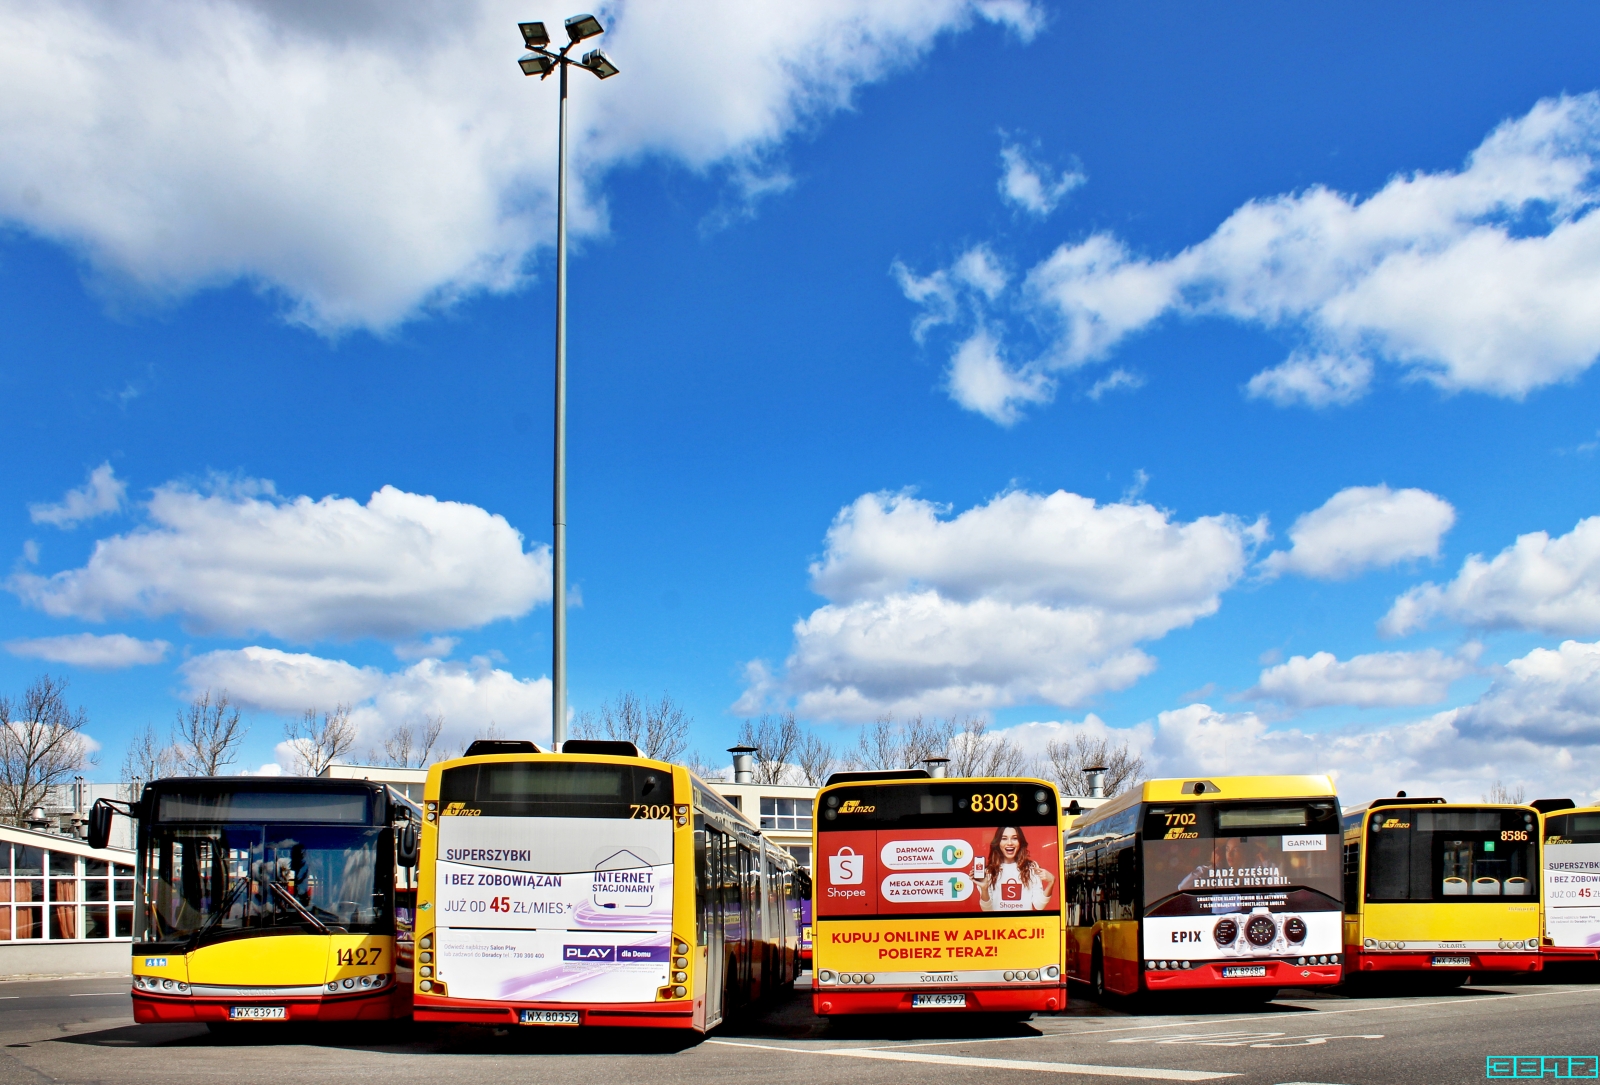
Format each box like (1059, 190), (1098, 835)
(1090, 944), (1107, 1003)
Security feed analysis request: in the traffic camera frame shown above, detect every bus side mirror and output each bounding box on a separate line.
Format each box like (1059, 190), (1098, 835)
(397, 822), (419, 868)
(87, 800), (114, 851)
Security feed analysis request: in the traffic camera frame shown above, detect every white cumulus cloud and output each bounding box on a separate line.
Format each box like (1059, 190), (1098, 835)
(0, 0), (1039, 332)
(1250, 645), (1480, 708)
(1260, 484), (1455, 580)
(998, 139), (1084, 217)
(4, 632), (170, 669)
(183, 646), (553, 756)
(1383, 516), (1600, 637)
(905, 93), (1600, 423)
(28, 463), (126, 528)
(10, 478), (550, 641)
(741, 488), (1262, 720)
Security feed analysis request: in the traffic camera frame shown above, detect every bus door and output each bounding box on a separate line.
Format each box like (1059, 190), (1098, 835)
(701, 826), (727, 1020)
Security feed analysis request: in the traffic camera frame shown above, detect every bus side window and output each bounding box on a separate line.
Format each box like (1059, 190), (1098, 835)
(1342, 840), (1360, 915)
(1114, 843), (1137, 920)
(695, 828), (709, 946)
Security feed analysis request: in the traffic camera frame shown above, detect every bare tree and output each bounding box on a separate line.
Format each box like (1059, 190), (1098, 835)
(1483, 779), (1527, 805)
(854, 715), (958, 770)
(575, 692), (693, 761)
(283, 705), (357, 777)
(737, 712), (802, 784)
(372, 715), (445, 768)
(796, 731), (839, 785)
(1044, 733), (1146, 797)
(174, 689), (247, 776)
(947, 717), (1035, 778)
(0, 675), (94, 825)
(120, 721), (180, 801)
(684, 749), (729, 781)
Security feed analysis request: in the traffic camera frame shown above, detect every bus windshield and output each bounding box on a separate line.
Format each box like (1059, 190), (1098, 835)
(144, 822), (387, 945)
(1365, 807), (1538, 903)
(1141, 800), (1342, 917)
(816, 781), (1060, 918)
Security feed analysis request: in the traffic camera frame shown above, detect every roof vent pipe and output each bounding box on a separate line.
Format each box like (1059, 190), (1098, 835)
(923, 756), (950, 779)
(1085, 766), (1108, 799)
(728, 746), (758, 784)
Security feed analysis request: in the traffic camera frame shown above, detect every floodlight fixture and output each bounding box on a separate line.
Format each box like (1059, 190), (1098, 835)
(581, 49), (618, 79)
(519, 52), (556, 77)
(519, 21), (550, 48)
(564, 13), (603, 42)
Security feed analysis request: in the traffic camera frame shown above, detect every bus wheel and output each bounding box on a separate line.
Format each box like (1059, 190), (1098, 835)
(1090, 945), (1107, 1003)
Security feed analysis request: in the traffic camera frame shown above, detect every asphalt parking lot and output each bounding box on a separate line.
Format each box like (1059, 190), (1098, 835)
(3, 972), (1597, 1085)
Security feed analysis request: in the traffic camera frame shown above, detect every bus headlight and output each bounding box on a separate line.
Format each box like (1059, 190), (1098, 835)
(419, 952), (432, 964)
(672, 985), (687, 998)
(420, 935), (433, 950)
(672, 971), (686, 983)
(419, 980), (433, 992)
(1045, 965), (1060, 979)
(818, 970), (835, 983)
(420, 966), (432, 977)
(327, 981), (339, 992)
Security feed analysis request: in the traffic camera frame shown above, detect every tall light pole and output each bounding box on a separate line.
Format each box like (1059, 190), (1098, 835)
(518, 15), (618, 750)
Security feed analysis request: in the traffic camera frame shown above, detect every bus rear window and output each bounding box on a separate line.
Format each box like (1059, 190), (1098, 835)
(439, 762), (672, 817)
(1218, 806), (1310, 830)
(1364, 807), (1538, 903)
(1546, 812), (1600, 843)
(156, 791), (370, 823)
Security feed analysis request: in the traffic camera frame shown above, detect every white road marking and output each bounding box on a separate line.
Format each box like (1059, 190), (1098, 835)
(708, 1038), (1239, 1080)
(888, 984), (1600, 1049)
(67, 993), (125, 997)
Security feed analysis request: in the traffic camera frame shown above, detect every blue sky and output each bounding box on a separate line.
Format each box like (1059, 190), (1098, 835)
(4, 1), (1600, 801)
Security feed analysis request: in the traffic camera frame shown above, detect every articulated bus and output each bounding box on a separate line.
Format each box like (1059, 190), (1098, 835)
(1342, 797), (1542, 984)
(812, 771), (1066, 1016)
(1065, 775), (1344, 1002)
(1536, 801), (1600, 964)
(89, 776), (421, 1026)
(413, 740), (806, 1032)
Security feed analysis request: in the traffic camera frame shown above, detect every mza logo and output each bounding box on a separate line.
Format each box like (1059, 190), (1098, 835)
(1486, 1056), (1599, 1079)
(442, 803), (481, 817)
(1380, 818), (1410, 830)
(838, 800), (876, 814)
(1164, 827), (1198, 840)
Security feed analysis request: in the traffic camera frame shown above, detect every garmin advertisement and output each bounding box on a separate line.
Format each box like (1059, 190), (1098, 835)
(1142, 831), (1342, 961)
(432, 816), (673, 1003)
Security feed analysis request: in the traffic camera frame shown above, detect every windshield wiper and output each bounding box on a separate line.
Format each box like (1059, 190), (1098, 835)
(268, 881), (333, 934)
(190, 876), (249, 944)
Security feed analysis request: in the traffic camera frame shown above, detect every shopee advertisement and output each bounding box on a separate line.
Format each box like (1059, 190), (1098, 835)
(816, 915), (1057, 974)
(818, 826), (1059, 917)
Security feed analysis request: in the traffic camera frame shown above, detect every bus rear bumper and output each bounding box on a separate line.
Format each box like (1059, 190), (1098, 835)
(131, 987), (405, 1023)
(414, 995), (697, 1029)
(1347, 950), (1542, 973)
(1541, 947), (1600, 964)
(1143, 961), (1341, 991)
(813, 985), (1061, 1016)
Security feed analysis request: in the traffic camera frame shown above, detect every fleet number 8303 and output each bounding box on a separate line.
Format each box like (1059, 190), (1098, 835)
(970, 793), (1019, 813)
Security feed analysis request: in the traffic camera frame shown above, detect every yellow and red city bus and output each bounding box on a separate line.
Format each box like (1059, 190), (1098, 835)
(1065, 775), (1344, 1002)
(413, 739), (805, 1031)
(89, 776), (421, 1027)
(1534, 801), (1600, 964)
(1342, 796), (1542, 984)
(812, 770), (1066, 1016)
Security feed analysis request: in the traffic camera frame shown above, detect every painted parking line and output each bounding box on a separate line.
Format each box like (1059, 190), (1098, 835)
(1109, 1032), (1383, 1048)
(708, 1038), (1239, 1081)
